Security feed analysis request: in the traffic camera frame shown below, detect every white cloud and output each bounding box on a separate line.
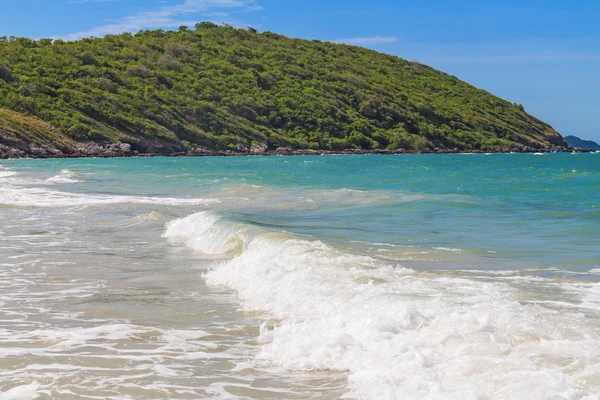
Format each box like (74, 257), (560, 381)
(333, 36), (397, 46)
(61, 0), (261, 40)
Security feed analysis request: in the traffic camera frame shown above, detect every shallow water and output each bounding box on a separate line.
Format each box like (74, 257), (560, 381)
(0, 154), (599, 399)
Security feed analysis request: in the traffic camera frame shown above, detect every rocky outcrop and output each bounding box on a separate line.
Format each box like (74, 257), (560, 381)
(0, 141), (134, 159)
(71, 142), (133, 157)
(0, 144), (26, 159)
(130, 139), (184, 154)
(275, 147), (292, 155)
(250, 143), (268, 154)
(0, 140), (588, 159)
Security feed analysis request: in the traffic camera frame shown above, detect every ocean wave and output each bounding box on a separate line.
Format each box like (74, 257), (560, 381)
(45, 169), (83, 184)
(210, 184), (471, 212)
(164, 211), (600, 399)
(212, 184), (397, 210)
(0, 171), (17, 178)
(0, 184), (219, 208)
(164, 212), (246, 256)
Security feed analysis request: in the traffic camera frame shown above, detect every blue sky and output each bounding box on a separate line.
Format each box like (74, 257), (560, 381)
(2, 0), (599, 141)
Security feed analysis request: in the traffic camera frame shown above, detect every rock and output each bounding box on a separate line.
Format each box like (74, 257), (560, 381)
(251, 143), (268, 154)
(132, 139), (169, 154)
(5, 148), (25, 158)
(189, 146), (214, 156)
(351, 149), (369, 154)
(119, 143), (132, 154)
(75, 143), (104, 156)
(234, 143), (250, 153)
(275, 147), (292, 155)
(29, 144), (46, 156)
(169, 143), (183, 153)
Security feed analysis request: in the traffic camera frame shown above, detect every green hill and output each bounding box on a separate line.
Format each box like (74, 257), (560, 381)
(564, 135), (600, 150)
(0, 24), (565, 156)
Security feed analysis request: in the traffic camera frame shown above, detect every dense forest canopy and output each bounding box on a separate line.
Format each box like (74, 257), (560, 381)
(0, 23), (565, 152)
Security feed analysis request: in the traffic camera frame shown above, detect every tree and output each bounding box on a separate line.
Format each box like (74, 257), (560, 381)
(195, 21), (218, 30)
(38, 38), (53, 46)
(0, 64), (12, 82)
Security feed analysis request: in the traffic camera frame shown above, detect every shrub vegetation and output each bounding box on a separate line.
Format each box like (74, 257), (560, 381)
(0, 25), (564, 151)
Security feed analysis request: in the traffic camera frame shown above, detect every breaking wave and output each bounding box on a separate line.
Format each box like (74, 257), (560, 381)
(46, 169), (83, 184)
(164, 212), (600, 399)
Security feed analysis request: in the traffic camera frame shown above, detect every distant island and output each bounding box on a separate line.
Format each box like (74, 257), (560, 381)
(564, 135), (600, 150)
(0, 23), (571, 158)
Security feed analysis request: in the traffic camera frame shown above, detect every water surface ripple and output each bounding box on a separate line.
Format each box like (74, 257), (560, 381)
(0, 154), (598, 399)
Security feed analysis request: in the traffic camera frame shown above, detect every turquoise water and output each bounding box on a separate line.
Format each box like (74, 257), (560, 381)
(6, 153), (599, 269)
(1, 153), (599, 399)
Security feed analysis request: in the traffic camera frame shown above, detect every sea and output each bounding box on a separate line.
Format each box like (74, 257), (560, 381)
(0, 153), (599, 400)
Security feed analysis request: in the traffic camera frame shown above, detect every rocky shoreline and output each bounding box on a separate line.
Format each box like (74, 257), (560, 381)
(0, 141), (594, 159)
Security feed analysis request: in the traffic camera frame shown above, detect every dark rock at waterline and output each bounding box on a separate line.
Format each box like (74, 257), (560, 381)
(0, 141), (137, 159)
(251, 143), (268, 154)
(130, 139), (183, 155)
(275, 147), (292, 155)
(72, 142), (133, 157)
(0, 139), (590, 159)
(234, 143), (250, 153)
(0, 145), (26, 159)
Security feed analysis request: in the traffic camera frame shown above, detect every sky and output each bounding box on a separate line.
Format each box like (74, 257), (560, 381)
(1, 0), (599, 142)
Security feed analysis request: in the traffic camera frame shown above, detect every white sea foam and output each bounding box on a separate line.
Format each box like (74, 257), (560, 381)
(164, 212), (246, 256)
(0, 171), (17, 178)
(45, 169), (83, 184)
(0, 382), (40, 400)
(0, 324), (211, 356)
(0, 172), (217, 207)
(534, 152), (545, 156)
(166, 212), (600, 399)
(0, 183), (218, 208)
(560, 282), (600, 311)
(433, 247), (464, 253)
(581, 284), (600, 310)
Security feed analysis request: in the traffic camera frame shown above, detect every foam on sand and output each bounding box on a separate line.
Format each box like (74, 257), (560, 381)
(0, 382), (40, 400)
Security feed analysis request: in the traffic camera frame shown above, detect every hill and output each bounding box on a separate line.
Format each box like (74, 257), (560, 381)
(0, 24), (566, 157)
(564, 135), (600, 150)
